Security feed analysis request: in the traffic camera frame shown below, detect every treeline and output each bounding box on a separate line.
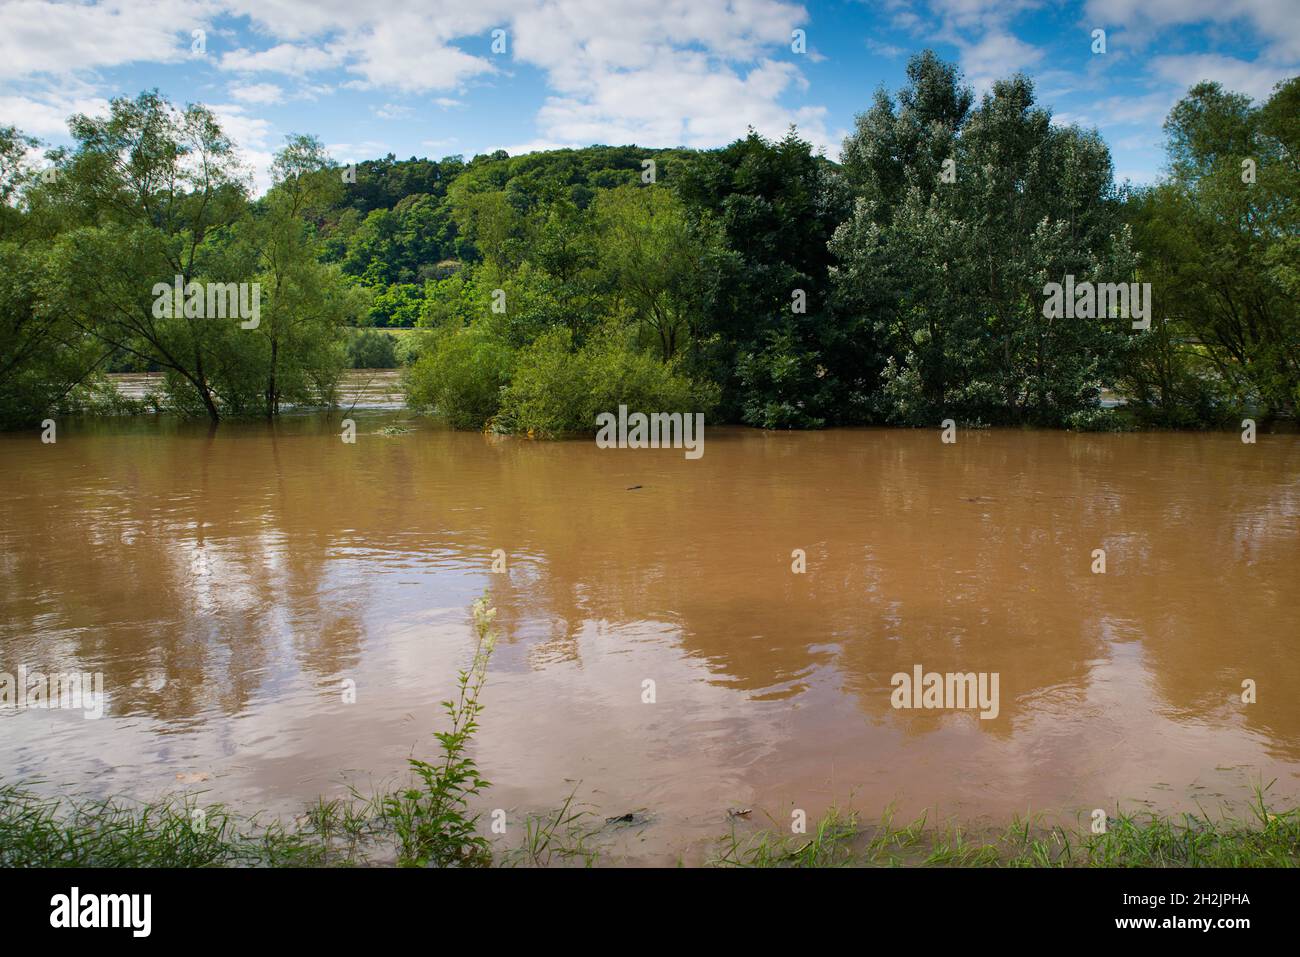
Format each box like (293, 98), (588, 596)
(0, 51), (1295, 432)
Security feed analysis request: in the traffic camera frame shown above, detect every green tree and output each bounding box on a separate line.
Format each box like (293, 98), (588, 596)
(594, 184), (722, 360)
(1131, 78), (1299, 418)
(244, 134), (359, 415)
(42, 91), (249, 423)
(832, 53), (1134, 426)
(675, 128), (853, 425)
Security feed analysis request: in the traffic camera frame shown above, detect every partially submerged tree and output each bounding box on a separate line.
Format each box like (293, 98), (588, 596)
(43, 91), (249, 422)
(831, 54), (1135, 426)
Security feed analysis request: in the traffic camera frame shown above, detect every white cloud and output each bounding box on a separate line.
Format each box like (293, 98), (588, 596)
(866, 38), (907, 59)
(527, 54), (836, 153)
(1113, 132), (1162, 152)
(0, 87), (112, 138)
(220, 42), (340, 76)
(925, 0), (1043, 31)
(508, 0), (832, 152)
(2, 0), (837, 160)
(957, 30), (1043, 93)
(345, 38), (492, 93)
(209, 103), (272, 147)
(0, 0), (213, 79)
(1085, 0), (1300, 62)
(208, 102), (275, 193)
(326, 140), (391, 164)
(229, 82), (284, 105)
(874, 2), (1047, 96)
(1053, 90), (1179, 129)
(215, 5), (501, 92)
(1151, 53), (1296, 102)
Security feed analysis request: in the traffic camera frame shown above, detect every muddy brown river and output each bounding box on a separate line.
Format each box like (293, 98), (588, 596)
(1, 412), (1297, 863)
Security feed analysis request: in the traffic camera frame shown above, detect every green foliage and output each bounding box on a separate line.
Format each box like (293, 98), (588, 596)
(368, 282), (423, 327)
(710, 793), (1300, 868)
(592, 184), (723, 360)
(676, 129), (854, 421)
(2, 61), (1296, 432)
(346, 328), (398, 369)
(0, 785), (315, 867)
(405, 324), (516, 429)
(831, 54), (1136, 427)
(1122, 77), (1300, 422)
(0, 241), (103, 429)
(341, 194), (460, 288)
(489, 327), (582, 435)
(13, 96), (359, 423)
(392, 330), (425, 366)
(496, 325), (718, 438)
(736, 326), (829, 429)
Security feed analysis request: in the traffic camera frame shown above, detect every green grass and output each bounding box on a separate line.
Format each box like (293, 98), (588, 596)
(496, 787), (603, 868)
(709, 788), (1300, 868)
(0, 784), (381, 867)
(4, 784), (1294, 868)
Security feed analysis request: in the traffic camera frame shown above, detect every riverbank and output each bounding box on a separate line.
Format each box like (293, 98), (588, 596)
(77, 371), (1300, 433)
(3, 782), (1295, 867)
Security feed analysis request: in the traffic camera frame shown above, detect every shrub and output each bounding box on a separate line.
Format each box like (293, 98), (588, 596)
(735, 327), (828, 429)
(347, 328), (398, 369)
(492, 327), (586, 436)
(497, 326), (717, 437)
(405, 325), (516, 429)
(393, 331), (426, 366)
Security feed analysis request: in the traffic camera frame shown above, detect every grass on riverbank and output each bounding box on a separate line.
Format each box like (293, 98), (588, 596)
(710, 791), (1300, 868)
(0, 785), (382, 867)
(3, 782), (1296, 868)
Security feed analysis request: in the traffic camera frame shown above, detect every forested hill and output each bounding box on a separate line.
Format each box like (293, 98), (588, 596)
(310, 142), (826, 327)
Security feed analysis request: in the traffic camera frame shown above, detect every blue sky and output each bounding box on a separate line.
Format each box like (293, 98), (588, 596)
(1, 1), (1296, 193)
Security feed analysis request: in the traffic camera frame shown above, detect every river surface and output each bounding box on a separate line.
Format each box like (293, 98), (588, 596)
(109, 369), (407, 410)
(1, 409), (1297, 863)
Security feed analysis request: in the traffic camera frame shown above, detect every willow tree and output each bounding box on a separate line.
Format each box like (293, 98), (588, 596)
(42, 91), (249, 423)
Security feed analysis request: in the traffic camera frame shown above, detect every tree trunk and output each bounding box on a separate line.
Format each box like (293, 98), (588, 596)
(267, 338), (278, 418)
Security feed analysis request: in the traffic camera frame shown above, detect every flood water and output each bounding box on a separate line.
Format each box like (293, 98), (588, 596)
(1, 411), (1298, 863)
(110, 368), (407, 410)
